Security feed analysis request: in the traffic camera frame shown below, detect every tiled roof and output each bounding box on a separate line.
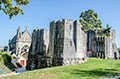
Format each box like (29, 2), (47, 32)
(10, 35), (17, 43)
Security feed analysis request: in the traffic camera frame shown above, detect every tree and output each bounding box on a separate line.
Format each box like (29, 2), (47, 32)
(0, 0), (29, 19)
(80, 9), (103, 31)
(105, 24), (111, 37)
(118, 48), (120, 53)
(106, 24), (109, 28)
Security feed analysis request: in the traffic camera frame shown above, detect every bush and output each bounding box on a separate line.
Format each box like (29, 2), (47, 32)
(0, 52), (13, 70)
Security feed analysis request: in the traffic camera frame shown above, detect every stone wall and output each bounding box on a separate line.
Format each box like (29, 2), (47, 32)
(26, 19), (119, 70)
(86, 28), (119, 59)
(26, 28), (49, 70)
(49, 19), (87, 66)
(27, 19), (88, 70)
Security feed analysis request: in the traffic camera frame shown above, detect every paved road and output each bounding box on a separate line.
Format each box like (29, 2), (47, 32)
(14, 67), (28, 73)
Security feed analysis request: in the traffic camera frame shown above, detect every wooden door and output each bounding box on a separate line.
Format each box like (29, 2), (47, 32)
(20, 60), (24, 66)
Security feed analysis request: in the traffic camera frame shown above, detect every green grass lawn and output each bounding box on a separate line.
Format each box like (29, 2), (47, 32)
(2, 58), (120, 79)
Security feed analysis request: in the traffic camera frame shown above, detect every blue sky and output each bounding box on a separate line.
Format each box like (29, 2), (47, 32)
(0, 0), (120, 47)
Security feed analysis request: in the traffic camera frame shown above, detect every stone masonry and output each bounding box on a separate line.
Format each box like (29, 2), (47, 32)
(86, 28), (119, 59)
(9, 26), (31, 67)
(26, 28), (49, 70)
(49, 19), (87, 66)
(26, 19), (119, 70)
(26, 19), (87, 70)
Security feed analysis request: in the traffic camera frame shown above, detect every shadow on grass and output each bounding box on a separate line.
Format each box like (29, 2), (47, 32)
(64, 68), (120, 78)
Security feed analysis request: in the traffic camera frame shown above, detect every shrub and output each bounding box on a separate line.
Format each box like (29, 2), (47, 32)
(0, 52), (13, 70)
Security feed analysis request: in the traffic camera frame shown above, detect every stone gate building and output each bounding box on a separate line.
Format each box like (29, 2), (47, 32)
(9, 26), (31, 67)
(26, 19), (119, 70)
(27, 19), (87, 70)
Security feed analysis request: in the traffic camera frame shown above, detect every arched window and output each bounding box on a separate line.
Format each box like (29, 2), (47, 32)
(21, 45), (29, 54)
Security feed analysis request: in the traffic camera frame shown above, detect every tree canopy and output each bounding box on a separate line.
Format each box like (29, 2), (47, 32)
(118, 48), (120, 53)
(0, 0), (29, 19)
(80, 9), (103, 31)
(104, 24), (111, 37)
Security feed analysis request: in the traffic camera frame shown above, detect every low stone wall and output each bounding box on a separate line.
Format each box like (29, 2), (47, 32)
(26, 54), (53, 70)
(26, 54), (88, 70)
(63, 57), (88, 66)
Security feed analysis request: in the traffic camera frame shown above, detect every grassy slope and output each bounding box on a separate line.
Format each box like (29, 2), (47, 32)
(2, 58), (120, 79)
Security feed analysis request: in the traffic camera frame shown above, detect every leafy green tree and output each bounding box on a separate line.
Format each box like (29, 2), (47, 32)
(106, 24), (109, 28)
(0, 0), (29, 19)
(118, 48), (120, 53)
(80, 9), (103, 31)
(105, 24), (111, 37)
